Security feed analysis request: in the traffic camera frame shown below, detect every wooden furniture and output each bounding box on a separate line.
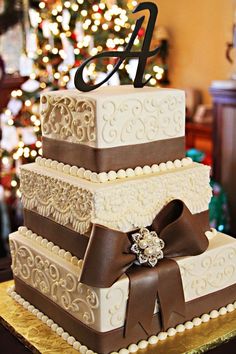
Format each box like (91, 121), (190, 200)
(186, 121), (213, 155)
(210, 87), (236, 235)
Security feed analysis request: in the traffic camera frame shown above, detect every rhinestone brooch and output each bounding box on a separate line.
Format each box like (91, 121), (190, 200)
(130, 227), (165, 267)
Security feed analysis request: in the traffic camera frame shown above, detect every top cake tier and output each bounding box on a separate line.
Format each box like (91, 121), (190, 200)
(40, 86), (186, 173)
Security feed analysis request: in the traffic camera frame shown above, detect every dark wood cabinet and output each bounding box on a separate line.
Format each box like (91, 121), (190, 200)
(210, 87), (236, 235)
(186, 121), (213, 155)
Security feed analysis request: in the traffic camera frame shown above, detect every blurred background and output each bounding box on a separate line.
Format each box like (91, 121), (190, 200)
(1, 0), (236, 279)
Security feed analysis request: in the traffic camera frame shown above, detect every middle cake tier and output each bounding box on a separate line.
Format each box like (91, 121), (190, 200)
(20, 161), (212, 235)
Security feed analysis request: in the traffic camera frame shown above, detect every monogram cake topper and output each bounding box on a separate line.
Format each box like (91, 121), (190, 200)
(74, 2), (160, 92)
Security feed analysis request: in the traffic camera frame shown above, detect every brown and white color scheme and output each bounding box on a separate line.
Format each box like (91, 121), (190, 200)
(9, 86), (236, 354)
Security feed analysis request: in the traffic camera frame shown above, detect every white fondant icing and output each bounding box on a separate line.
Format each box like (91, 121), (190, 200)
(20, 162), (211, 233)
(41, 86), (185, 149)
(178, 232), (236, 301)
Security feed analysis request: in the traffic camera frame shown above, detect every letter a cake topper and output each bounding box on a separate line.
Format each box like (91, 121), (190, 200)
(74, 2), (160, 92)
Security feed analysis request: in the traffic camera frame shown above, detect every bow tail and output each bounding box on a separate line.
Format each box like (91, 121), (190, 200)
(125, 266), (159, 337)
(156, 258), (186, 330)
(125, 258), (185, 337)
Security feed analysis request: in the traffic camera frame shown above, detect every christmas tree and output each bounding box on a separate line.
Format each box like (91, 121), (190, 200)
(0, 0), (169, 230)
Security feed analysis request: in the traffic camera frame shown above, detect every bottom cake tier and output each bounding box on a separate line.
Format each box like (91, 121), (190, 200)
(9, 228), (236, 354)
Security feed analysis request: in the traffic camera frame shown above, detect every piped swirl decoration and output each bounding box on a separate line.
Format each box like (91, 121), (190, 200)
(80, 199), (209, 335)
(41, 94), (96, 144)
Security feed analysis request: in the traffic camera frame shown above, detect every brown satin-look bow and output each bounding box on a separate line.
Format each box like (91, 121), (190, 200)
(80, 200), (209, 337)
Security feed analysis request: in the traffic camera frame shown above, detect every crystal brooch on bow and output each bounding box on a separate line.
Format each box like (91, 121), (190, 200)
(131, 227), (165, 267)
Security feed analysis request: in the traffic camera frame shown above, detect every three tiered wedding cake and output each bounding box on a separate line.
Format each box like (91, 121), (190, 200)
(8, 86), (236, 354)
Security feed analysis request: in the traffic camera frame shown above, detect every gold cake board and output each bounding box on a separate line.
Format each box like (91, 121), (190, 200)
(0, 281), (236, 354)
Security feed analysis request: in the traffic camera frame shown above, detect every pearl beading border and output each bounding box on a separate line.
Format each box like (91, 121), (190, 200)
(35, 157), (193, 183)
(18, 226), (83, 269)
(8, 285), (236, 354)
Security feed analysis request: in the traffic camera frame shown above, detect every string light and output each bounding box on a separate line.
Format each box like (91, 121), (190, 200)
(63, 76), (70, 83)
(102, 23), (109, 30)
(39, 2), (45, 9)
(7, 118), (14, 126)
(30, 115), (37, 122)
(36, 141), (42, 148)
(64, 1), (70, 8)
(90, 48), (98, 55)
(2, 157), (9, 166)
(18, 141), (24, 148)
(92, 5), (99, 12)
(11, 180), (17, 187)
(52, 9), (58, 16)
(25, 100), (32, 107)
(31, 150), (37, 157)
(81, 10), (87, 17)
(42, 56), (49, 63)
(156, 73), (163, 80)
(11, 90), (17, 98)
(150, 78), (157, 85)
(91, 25), (98, 32)
(56, 15), (63, 23)
(34, 119), (41, 126)
(72, 4), (79, 11)
(54, 72), (60, 79)
(59, 49), (66, 59)
(56, 5), (62, 12)
(107, 64), (114, 71)
(40, 82), (46, 89)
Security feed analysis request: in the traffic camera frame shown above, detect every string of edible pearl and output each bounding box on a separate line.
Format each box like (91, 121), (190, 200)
(8, 286), (236, 354)
(18, 226), (83, 268)
(35, 156), (193, 183)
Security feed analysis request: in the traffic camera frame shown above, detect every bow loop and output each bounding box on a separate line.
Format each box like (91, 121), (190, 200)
(152, 199), (209, 258)
(80, 224), (135, 288)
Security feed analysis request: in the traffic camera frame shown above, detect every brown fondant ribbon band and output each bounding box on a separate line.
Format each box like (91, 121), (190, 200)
(80, 200), (209, 336)
(23, 209), (89, 260)
(14, 276), (236, 354)
(24, 208), (209, 266)
(42, 136), (186, 173)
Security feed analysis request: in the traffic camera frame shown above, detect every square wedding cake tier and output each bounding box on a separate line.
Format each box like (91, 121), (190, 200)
(9, 228), (236, 353)
(40, 86), (186, 172)
(20, 161), (212, 234)
(9, 85), (236, 354)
